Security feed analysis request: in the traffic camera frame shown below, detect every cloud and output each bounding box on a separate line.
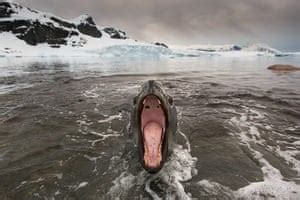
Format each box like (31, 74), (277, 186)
(13, 0), (300, 50)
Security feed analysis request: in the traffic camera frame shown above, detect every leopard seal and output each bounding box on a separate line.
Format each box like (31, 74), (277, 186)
(131, 80), (177, 173)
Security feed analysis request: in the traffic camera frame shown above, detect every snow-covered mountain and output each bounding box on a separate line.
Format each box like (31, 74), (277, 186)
(0, 2), (170, 57)
(0, 2), (129, 46)
(0, 2), (298, 58)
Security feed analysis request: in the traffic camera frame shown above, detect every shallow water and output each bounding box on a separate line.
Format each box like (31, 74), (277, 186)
(0, 56), (300, 199)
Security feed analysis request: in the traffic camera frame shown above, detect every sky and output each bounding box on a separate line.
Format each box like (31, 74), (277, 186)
(12, 0), (300, 51)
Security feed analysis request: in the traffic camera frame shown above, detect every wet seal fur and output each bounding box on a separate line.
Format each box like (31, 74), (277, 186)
(131, 80), (177, 173)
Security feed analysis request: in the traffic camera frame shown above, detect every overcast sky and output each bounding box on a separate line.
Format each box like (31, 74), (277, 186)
(13, 0), (300, 51)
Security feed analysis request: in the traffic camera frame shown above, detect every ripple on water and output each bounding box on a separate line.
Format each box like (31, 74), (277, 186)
(196, 107), (300, 199)
(74, 112), (124, 147)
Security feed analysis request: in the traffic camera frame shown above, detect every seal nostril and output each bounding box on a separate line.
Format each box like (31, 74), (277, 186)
(145, 105), (150, 109)
(168, 96), (173, 105)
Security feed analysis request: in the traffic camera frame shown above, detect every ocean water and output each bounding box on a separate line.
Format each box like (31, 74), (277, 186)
(0, 55), (299, 199)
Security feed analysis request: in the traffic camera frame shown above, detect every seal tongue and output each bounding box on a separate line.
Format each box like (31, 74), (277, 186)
(143, 121), (163, 168)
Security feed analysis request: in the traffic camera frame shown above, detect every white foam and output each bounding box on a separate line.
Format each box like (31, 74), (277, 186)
(198, 176), (300, 200)
(0, 83), (33, 94)
(178, 130), (191, 152)
(197, 180), (234, 198)
(83, 86), (102, 98)
(83, 154), (103, 173)
(75, 112), (122, 146)
(235, 177), (300, 199)
(145, 145), (197, 200)
(15, 177), (44, 190)
(90, 130), (120, 146)
(229, 107), (300, 174)
(221, 107), (300, 199)
(53, 173), (63, 180)
(108, 172), (136, 199)
(75, 182), (88, 190)
(97, 113), (122, 123)
(293, 141), (300, 145)
(106, 127), (197, 199)
(275, 147), (300, 176)
(115, 85), (140, 92)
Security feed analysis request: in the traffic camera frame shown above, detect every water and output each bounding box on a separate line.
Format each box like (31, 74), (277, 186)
(0, 56), (300, 199)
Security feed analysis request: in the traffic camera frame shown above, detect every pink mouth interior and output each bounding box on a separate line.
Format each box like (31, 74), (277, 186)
(141, 95), (166, 168)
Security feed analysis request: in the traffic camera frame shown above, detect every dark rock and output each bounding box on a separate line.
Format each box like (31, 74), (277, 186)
(0, 19), (71, 45)
(77, 23), (101, 38)
(154, 42), (168, 48)
(75, 15), (102, 38)
(0, 2), (16, 18)
(197, 48), (216, 52)
(267, 64), (300, 71)
(275, 54), (288, 57)
(49, 44), (61, 48)
(0, 2), (130, 47)
(232, 45), (242, 51)
(103, 27), (127, 39)
(50, 17), (76, 29)
(0, 3), (76, 45)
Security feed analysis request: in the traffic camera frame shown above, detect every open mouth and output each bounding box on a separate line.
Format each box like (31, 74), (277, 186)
(140, 95), (166, 170)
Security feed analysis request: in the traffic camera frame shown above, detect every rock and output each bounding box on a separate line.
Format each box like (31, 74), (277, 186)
(50, 17), (76, 29)
(74, 15), (102, 38)
(0, 2), (17, 18)
(0, 3), (78, 45)
(103, 27), (127, 39)
(267, 64), (300, 71)
(77, 23), (101, 38)
(0, 19), (75, 45)
(154, 42), (168, 48)
(232, 45), (242, 51)
(0, 2), (130, 48)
